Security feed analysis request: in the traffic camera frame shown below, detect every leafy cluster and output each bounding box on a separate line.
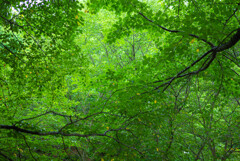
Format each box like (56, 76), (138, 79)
(0, 0), (240, 160)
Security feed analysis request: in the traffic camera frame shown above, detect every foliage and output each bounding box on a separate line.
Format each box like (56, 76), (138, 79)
(0, 0), (240, 160)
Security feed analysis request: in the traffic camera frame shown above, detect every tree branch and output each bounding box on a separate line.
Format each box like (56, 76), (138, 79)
(152, 27), (240, 92)
(138, 12), (215, 47)
(0, 124), (106, 137)
(216, 28), (240, 52)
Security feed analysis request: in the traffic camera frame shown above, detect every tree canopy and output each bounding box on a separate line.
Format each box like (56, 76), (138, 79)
(0, 0), (240, 160)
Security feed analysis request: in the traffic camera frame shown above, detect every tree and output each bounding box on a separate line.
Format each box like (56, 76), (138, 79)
(0, 0), (240, 160)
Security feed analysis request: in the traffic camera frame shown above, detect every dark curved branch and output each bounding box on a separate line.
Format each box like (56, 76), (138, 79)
(216, 28), (240, 52)
(152, 27), (240, 92)
(177, 52), (217, 78)
(21, 134), (37, 161)
(0, 15), (24, 27)
(14, 111), (74, 125)
(223, 3), (240, 28)
(153, 47), (215, 85)
(0, 124), (106, 137)
(0, 42), (25, 63)
(223, 54), (240, 68)
(138, 12), (215, 47)
(0, 124), (144, 156)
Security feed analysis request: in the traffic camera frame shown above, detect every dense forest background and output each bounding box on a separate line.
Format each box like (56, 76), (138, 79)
(0, 0), (240, 160)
